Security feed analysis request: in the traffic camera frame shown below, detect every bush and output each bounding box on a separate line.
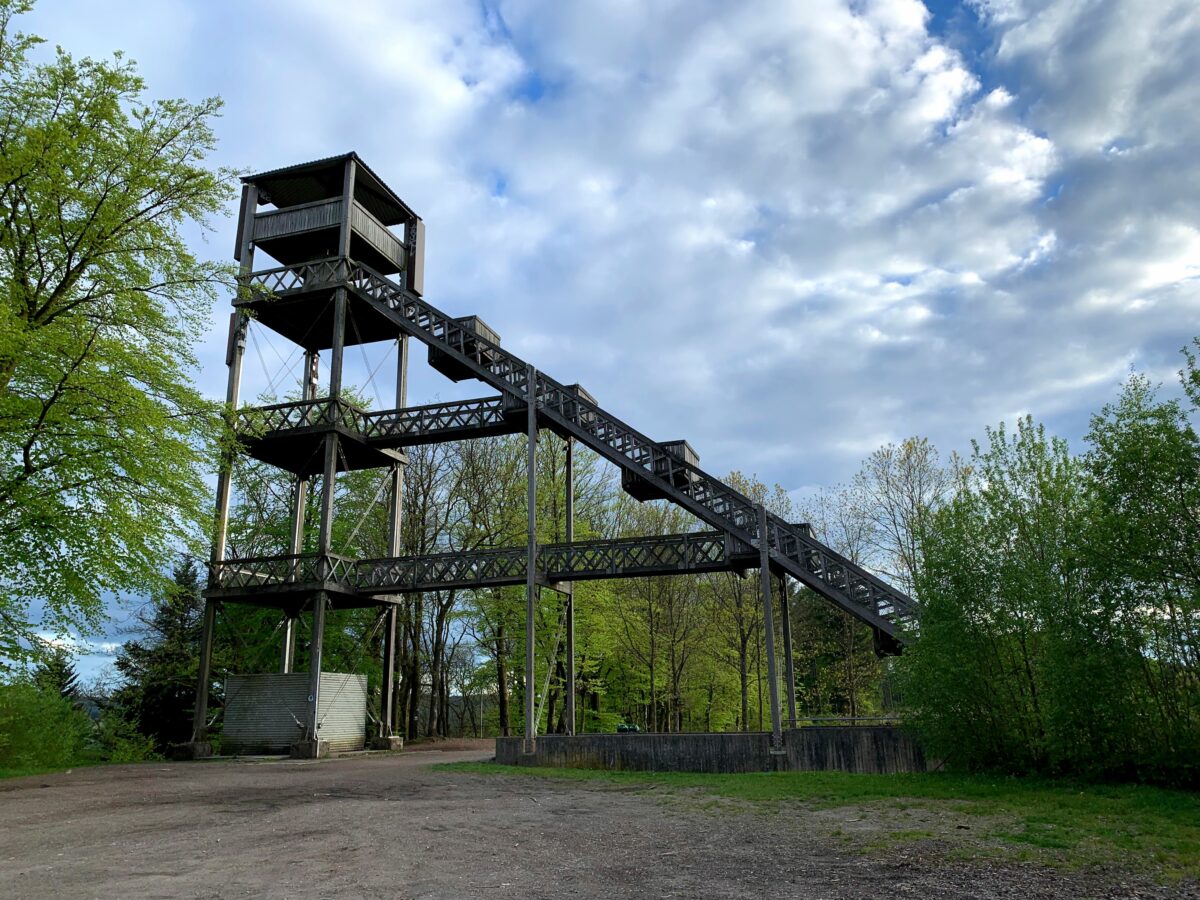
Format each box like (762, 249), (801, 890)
(0, 682), (92, 771)
(89, 709), (159, 763)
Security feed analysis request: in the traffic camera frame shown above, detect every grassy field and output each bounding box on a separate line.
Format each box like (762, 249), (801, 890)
(439, 762), (1200, 881)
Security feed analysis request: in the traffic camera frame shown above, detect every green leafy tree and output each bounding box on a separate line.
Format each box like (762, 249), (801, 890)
(0, 680), (91, 770)
(898, 418), (1091, 773)
(1084, 372), (1200, 781)
(0, 0), (235, 667)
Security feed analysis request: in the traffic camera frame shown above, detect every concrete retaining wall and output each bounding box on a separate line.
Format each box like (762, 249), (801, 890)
(495, 727), (926, 775)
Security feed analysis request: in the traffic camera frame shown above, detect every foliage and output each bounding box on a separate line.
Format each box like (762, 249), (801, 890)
(33, 645), (78, 698)
(0, 680), (91, 771)
(899, 367), (1200, 784)
(89, 707), (158, 763)
(0, 0), (235, 668)
(111, 558), (211, 752)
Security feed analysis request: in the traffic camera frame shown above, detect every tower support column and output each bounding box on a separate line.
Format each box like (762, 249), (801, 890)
(779, 574), (798, 730)
(373, 335), (408, 749)
(564, 437), (576, 736)
(759, 505), (784, 751)
(316, 289), (347, 572)
(190, 303), (248, 757)
(188, 597), (218, 757)
(283, 350), (319, 672)
(524, 365), (538, 751)
(294, 592), (329, 758)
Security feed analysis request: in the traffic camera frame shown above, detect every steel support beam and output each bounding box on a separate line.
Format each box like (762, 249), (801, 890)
(779, 574), (798, 730)
(339, 159), (356, 258)
(193, 184), (258, 754)
(210, 313), (247, 571)
(524, 366), (538, 749)
(380, 335), (407, 738)
(190, 597), (218, 748)
(283, 350), (319, 672)
(564, 437), (576, 736)
(759, 504), (783, 749)
(280, 617), (297, 674)
(317, 290), (347, 568)
(380, 606), (397, 739)
(305, 592), (329, 745)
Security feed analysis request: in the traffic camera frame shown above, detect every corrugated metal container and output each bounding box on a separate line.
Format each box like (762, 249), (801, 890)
(222, 672), (367, 754)
(314, 673), (369, 752)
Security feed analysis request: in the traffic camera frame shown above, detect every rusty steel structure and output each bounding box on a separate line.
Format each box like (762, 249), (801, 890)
(190, 153), (918, 759)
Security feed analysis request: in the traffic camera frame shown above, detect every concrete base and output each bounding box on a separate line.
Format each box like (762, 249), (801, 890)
(369, 736), (404, 751)
(290, 739), (330, 759)
(496, 727), (928, 775)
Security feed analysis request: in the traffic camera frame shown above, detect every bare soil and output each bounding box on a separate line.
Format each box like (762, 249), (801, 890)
(0, 745), (1191, 899)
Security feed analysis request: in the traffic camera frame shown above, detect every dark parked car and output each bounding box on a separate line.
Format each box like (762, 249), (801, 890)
(616, 723), (642, 733)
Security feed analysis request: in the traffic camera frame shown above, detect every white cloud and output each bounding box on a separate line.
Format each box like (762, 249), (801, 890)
(19, 0), (1200, 496)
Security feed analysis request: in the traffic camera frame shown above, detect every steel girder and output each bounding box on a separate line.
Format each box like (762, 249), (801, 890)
(211, 530), (755, 598)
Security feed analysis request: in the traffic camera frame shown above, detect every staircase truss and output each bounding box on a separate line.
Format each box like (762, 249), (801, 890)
(239, 257), (918, 638)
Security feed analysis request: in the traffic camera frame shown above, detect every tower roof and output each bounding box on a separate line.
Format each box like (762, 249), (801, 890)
(243, 152), (417, 226)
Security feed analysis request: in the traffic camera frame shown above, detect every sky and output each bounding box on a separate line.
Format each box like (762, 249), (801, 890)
(19, 0), (1200, 678)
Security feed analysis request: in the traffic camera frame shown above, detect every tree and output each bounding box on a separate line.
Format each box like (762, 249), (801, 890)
(853, 436), (955, 594)
(112, 558), (212, 752)
(702, 472), (790, 731)
(1084, 372), (1200, 780)
(793, 482), (885, 717)
(0, 0), (235, 667)
(896, 416), (1162, 777)
(33, 645), (78, 698)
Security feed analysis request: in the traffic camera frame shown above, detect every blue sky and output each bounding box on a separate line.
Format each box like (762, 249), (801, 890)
(20, 0), (1200, 680)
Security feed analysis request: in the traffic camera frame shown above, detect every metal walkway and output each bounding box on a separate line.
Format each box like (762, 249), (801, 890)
(210, 529), (758, 598)
(240, 257), (918, 644)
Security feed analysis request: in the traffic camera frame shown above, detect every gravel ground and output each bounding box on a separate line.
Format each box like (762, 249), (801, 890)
(0, 744), (1193, 899)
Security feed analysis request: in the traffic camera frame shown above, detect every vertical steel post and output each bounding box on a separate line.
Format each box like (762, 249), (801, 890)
(283, 350), (319, 672)
(190, 597), (217, 746)
(317, 290), (347, 566)
(327, 288), (347, 406)
(304, 289), (344, 754)
(779, 574), (798, 730)
(280, 614), (296, 674)
(305, 592), (328, 747)
(209, 313), (247, 571)
(380, 606), (397, 739)
(380, 336), (408, 738)
(195, 183), (257, 752)
(524, 365), (538, 748)
(339, 158), (356, 258)
(564, 437), (576, 735)
(759, 505), (783, 749)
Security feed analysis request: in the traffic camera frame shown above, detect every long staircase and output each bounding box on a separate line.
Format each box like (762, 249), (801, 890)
(246, 257), (919, 647)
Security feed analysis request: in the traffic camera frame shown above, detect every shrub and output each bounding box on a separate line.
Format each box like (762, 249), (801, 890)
(0, 681), (92, 771)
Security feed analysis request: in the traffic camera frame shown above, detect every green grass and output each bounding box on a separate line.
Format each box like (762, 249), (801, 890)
(437, 762), (1200, 880)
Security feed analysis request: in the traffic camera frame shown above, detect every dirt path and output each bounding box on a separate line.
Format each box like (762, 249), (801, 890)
(0, 749), (1188, 899)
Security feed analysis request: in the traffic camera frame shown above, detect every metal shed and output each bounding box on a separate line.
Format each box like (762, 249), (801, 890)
(222, 672), (368, 754)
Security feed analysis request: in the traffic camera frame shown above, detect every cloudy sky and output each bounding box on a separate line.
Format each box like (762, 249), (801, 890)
(22, 0), (1199, 674)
